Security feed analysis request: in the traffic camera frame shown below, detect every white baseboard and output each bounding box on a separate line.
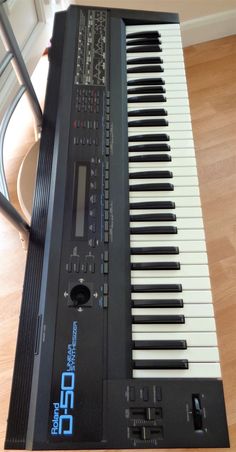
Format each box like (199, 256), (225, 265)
(181, 9), (236, 47)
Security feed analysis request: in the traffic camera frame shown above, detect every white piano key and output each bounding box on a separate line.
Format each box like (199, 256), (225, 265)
(129, 130), (193, 140)
(129, 176), (199, 186)
(132, 317), (215, 332)
(128, 90), (189, 100)
(128, 123), (193, 132)
(130, 207), (202, 217)
(132, 331), (217, 346)
(128, 105), (191, 115)
(131, 291), (212, 303)
(129, 149), (195, 157)
(126, 23), (181, 31)
(127, 61), (185, 70)
(128, 115), (192, 127)
(128, 74), (187, 84)
(132, 304), (213, 317)
(128, 98), (189, 108)
(131, 264), (209, 278)
(128, 85), (188, 94)
(133, 363), (221, 378)
(127, 50), (183, 59)
(128, 113), (191, 122)
(130, 218), (203, 228)
(127, 41), (183, 50)
(129, 166), (198, 176)
(131, 253), (208, 265)
(131, 241), (206, 252)
(131, 230), (205, 241)
(132, 276), (210, 290)
(129, 139), (194, 149)
(130, 197), (201, 207)
(129, 157), (196, 167)
(130, 187), (200, 198)
(132, 347), (219, 362)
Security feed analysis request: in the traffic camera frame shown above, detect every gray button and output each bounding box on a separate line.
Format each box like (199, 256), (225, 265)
(104, 221), (109, 232)
(104, 210), (109, 221)
(104, 232), (109, 243)
(103, 283), (108, 295)
(105, 180), (109, 190)
(103, 262), (109, 274)
(104, 250), (109, 262)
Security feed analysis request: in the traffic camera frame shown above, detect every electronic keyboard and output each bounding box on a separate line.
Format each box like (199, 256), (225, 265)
(5, 5), (229, 449)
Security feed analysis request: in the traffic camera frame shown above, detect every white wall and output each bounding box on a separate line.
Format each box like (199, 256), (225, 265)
(71, 0), (236, 45)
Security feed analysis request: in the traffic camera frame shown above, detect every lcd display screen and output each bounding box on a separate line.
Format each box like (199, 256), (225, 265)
(75, 165), (87, 237)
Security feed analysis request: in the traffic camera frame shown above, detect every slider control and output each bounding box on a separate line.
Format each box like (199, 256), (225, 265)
(192, 394), (203, 431)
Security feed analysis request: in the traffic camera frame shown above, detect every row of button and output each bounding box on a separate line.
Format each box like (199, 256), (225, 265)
(73, 136), (99, 146)
(73, 119), (99, 129)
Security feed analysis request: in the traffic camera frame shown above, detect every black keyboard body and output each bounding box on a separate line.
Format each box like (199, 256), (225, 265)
(5, 5), (229, 450)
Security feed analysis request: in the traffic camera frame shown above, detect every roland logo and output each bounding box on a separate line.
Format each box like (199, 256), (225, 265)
(51, 403), (60, 435)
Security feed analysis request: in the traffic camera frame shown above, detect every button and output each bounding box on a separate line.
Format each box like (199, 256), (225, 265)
(88, 238), (96, 247)
(106, 130), (110, 139)
(105, 180), (109, 190)
(89, 262), (95, 273)
(105, 190), (109, 200)
(103, 295), (108, 307)
(105, 147), (110, 156)
(142, 387), (149, 402)
(90, 194), (97, 204)
(73, 137), (79, 145)
(103, 283), (108, 295)
(105, 170), (109, 180)
(104, 250), (109, 261)
(155, 386), (162, 402)
(104, 232), (109, 243)
(81, 263), (87, 273)
(103, 262), (109, 274)
(105, 161), (109, 170)
(129, 386), (135, 402)
(66, 263), (72, 273)
(104, 220), (109, 232)
(105, 200), (109, 210)
(104, 210), (109, 221)
(105, 139), (110, 147)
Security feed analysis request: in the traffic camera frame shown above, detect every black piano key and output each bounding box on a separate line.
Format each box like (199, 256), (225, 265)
(128, 119), (168, 127)
(131, 262), (180, 270)
(128, 95), (166, 103)
(127, 66), (164, 73)
(129, 171), (172, 178)
(130, 213), (176, 221)
(132, 284), (182, 293)
(133, 360), (189, 369)
(129, 154), (171, 162)
(129, 201), (175, 210)
(128, 87), (165, 95)
(126, 31), (161, 39)
(130, 183), (174, 192)
(126, 39), (162, 46)
(130, 226), (177, 234)
(129, 133), (168, 142)
(127, 78), (165, 86)
(127, 56), (162, 64)
(133, 340), (187, 349)
(128, 109), (167, 117)
(133, 315), (185, 324)
(132, 299), (183, 308)
(127, 45), (162, 53)
(130, 246), (179, 254)
(129, 143), (170, 152)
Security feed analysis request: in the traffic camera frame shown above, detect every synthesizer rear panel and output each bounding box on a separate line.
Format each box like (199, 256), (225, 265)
(5, 5), (229, 450)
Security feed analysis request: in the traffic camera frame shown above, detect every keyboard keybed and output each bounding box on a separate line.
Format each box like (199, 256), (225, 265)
(126, 23), (221, 379)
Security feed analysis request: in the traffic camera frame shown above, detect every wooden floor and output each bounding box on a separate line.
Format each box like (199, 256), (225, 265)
(0, 35), (236, 451)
